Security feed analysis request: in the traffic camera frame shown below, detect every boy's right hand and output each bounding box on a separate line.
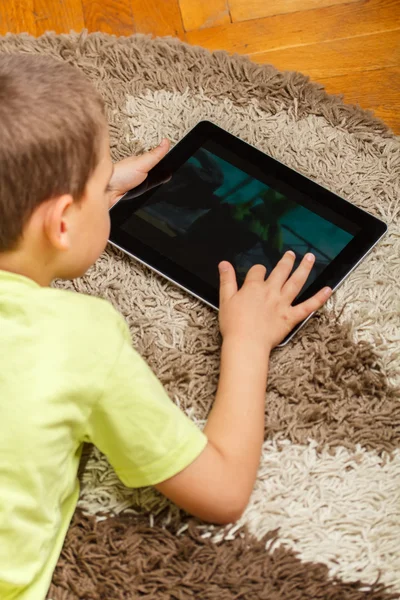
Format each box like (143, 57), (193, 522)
(157, 251), (331, 525)
(218, 251), (332, 352)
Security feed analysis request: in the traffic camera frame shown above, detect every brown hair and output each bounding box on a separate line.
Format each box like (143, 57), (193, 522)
(0, 54), (106, 251)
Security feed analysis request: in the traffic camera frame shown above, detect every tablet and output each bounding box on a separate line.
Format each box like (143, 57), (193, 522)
(109, 121), (387, 346)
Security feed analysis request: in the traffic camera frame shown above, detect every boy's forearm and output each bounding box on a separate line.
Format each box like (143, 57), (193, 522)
(204, 336), (270, 504)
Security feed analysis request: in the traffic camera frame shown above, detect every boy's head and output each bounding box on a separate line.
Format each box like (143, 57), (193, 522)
(0, 54), (113, 282)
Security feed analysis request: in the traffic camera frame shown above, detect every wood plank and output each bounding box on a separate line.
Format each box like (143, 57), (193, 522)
(34, 0), (85, 35)
(179, 0), (230, 32)
(131, 0), (184, 38)
(83, 0), (134, 36)
(248, 30), (400, 79)
(0, 0), (37, 35)
(318, 67), (400, 133)
(187, 0), (400, 55)
(229, 0), (359, 22)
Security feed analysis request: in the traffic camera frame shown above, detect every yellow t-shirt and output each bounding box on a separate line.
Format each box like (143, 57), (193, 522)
(0, 270), (207, 599)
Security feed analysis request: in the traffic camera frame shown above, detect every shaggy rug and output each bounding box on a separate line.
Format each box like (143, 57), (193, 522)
(1, 31), (399, 599)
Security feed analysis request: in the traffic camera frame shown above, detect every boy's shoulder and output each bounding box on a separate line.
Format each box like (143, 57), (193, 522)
(1, 274), (133, 388)
(46, 285), (129, 339)
(49, 285), (118, 318)
(17, 283), (131, 355)
(0, 271), (131, 352)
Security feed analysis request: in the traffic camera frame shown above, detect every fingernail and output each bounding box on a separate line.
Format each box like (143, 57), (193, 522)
(324, 287), (332, 296)
(287, 250), (295, 257)
(306, 253), (315, 262)
(219, 261), (230, 272)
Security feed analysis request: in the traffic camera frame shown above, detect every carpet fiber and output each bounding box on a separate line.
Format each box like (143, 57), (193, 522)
(0, 31), (399, 599)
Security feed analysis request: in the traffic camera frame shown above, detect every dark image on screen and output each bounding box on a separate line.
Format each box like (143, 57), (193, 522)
(122, 146), (354, 292)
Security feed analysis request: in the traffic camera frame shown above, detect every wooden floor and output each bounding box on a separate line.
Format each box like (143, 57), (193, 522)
(0, 0), (399, 133)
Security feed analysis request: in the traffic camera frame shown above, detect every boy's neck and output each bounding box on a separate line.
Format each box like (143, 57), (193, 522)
(0, 249), (53, 287)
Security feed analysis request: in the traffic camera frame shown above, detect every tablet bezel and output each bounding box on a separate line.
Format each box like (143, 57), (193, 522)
(109, 120), (387, 346)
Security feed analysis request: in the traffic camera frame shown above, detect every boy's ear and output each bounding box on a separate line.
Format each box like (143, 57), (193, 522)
(42, 194), (74, 251)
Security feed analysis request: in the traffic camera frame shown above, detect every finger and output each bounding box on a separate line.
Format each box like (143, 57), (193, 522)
(266, 250), (296, 288)
(291, 286), (332, 323)
(219, 262), (238, 305)
(134, 138), (170, 173)
(244, 264), (267, 284)
(282, 253), (316, 302)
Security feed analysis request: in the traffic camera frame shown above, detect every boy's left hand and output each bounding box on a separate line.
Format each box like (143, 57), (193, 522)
(108, 138), (170, 206)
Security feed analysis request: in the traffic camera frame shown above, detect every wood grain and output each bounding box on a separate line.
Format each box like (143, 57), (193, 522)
(0, 0), (85, 36)
(186, 0), (400, 55)
(229, 0), (359, 22)
(179, 0), (230, 31)
(0, 0), (37, 35)
(34, 0), (84, 35)
(249, 30), (400, 78)
(130, 0), (184, 38)
(83, 0), (133, 36)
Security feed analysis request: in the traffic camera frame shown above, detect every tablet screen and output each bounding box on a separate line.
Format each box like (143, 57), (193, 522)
(120, 139), (360, 294)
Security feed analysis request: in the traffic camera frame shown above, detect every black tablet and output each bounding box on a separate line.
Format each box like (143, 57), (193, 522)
(109, 121), (387, 346)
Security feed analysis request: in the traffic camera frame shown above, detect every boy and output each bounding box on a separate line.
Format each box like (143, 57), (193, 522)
(0, 54), (331, 599)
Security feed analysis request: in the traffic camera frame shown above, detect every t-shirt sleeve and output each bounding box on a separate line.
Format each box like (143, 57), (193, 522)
(85, 314), (208, 488)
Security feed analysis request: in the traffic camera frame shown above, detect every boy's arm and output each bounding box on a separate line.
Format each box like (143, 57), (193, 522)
(156, 252), (332, 524)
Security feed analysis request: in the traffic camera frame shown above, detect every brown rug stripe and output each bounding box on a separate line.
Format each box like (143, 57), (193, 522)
(48, 510), (399, 600)
(267, 311), (400, 452)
